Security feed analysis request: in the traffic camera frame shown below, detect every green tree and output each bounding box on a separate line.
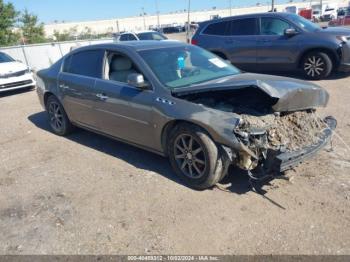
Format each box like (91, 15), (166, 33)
(19, 9), (45, 44)
(53, 30), (70, 42)
(0, 0), (20, 46)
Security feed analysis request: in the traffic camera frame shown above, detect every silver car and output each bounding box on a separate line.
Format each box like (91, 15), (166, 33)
(36, 41), (336, 189)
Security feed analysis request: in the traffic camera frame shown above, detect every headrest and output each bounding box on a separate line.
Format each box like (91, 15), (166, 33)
(111, 57), (132, 71)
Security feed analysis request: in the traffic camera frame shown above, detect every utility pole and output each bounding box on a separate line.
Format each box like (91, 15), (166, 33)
(155, 0), (160, 29)
(320, 0), (323, 16)
(116, 20), (120, 33)
(142, 7), (146, 30)
(271, 0), (275, 12)
(229, 0), (232, 16)
(186, 0), (191, 43)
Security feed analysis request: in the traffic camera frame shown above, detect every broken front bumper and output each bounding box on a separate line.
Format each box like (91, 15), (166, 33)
(268, 116), (337, 173)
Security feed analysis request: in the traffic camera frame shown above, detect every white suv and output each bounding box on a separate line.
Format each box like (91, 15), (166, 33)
(0, 52), (36, 93)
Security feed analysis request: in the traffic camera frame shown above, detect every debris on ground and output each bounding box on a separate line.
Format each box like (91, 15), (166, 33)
(240, 111), (327, 151)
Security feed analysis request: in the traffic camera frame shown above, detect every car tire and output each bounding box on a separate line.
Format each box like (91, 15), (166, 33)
(46, 95), (73, 136)
(302, 51), (332, 80)
(168, 123), (225, 190)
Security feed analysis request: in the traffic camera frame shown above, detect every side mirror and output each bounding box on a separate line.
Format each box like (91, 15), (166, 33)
(127, 73), (149, 89)
(284, 28), (298, 37)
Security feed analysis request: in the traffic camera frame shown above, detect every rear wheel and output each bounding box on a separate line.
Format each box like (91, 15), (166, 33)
(168, 123), (225, 190)
(302, 51), (332, 80)
(46, 95), (73, 136)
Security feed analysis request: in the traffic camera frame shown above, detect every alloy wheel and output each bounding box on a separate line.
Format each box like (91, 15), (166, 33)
(304, 56), (325, 78)
(174, 134), (207, 179)
(48, 101), (64, 132)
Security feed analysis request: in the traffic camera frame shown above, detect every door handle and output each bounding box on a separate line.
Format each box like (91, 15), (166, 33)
(225, 39), (236, 44)
(258, 39), (270, 43)
(96, 93), (109, 100)
(59, 84), (69, 89)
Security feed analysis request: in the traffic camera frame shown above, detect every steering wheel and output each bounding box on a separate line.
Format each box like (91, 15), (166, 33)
(182, 67), (201, 77)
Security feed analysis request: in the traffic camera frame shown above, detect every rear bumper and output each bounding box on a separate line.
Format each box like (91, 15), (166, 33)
(271, 116), (336, 172)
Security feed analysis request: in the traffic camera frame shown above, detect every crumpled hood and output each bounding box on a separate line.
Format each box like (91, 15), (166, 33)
(172, 73), (329, 112)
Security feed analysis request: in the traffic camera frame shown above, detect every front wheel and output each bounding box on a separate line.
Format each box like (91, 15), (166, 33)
(302, 52), (332, 80)
(168, 124), (225, 190)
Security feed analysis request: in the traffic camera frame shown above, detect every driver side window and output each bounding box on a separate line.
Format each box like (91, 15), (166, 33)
(260, 17), (292, 36)
(104, 52), (146, 84)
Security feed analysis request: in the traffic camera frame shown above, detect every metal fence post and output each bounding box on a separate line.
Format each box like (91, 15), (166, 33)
(21, 45), (29, 67)
(58, 42), (63, 57)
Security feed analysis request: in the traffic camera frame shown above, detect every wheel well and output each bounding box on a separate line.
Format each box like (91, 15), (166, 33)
(161, 120), (210, 156)
(298, 48), (339, 69)
(43, 92), (54, 109)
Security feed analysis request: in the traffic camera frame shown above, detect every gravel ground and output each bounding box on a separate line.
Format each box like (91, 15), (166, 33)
(0, 72), (350, 255)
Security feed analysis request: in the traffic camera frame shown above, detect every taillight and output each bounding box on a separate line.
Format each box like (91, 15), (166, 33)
(191, 39), (198, 45)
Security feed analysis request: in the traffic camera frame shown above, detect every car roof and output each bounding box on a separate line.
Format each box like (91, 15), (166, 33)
(200, 12), (293, 25)
(121, 30), (158, 35)
(71, 40), (186, 53)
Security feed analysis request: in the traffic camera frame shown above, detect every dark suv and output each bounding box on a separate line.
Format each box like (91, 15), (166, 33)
(191, 13), (350, 79)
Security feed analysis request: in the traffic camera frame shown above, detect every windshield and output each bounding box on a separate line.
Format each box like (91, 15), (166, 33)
(139, 45), (240, 89)
(0, 52), (15, 63)
(137, 32), (167, 40)
(288, 13), (320, 32)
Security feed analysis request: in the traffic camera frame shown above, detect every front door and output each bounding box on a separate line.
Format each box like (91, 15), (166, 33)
(256, 17), (300, 70)
(93, 53), (156, 149)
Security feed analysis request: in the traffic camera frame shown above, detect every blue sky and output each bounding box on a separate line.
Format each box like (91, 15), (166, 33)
(7, 0), (285, 23)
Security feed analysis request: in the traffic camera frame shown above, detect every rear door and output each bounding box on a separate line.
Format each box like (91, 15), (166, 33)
(256, 16), (300, 70)
(200, 18), (258, 70)
(224, 17), (259, 70)
(58, 49), (105, 128)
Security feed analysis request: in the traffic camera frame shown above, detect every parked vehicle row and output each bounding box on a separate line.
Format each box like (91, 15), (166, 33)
(192, 12), (350, 80)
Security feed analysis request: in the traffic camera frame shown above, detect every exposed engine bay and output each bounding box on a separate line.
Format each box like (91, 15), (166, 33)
(178, 87), (331, 173)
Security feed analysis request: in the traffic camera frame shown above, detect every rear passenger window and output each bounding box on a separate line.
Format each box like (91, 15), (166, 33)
(63, 50), (104, 78)
(202, 21), (231, 35)
(120, 34), (137, 41)
(128, 34), (137, 41)
(228, 18), (257, 35)
(203, 18), (257, 36)
(119, 34), (129, 41)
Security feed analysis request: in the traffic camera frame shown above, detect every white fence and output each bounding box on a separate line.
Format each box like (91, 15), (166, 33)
(0, 39), (114, 71)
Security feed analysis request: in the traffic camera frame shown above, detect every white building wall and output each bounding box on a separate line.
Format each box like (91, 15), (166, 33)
(44, 0), (348, 37)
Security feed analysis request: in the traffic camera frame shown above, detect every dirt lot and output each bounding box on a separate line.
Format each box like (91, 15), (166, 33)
(0, 72), (350, 255)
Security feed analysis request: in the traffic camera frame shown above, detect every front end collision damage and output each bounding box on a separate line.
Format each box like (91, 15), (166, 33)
(213, 115), (337, 182)
(172, 73), (336, 180)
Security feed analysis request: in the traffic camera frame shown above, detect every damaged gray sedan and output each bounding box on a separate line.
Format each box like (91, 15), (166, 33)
(36, 41), (336, 189)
